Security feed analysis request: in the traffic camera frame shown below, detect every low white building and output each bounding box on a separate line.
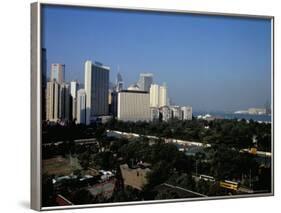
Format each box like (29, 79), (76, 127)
(76, 89), (86, 124)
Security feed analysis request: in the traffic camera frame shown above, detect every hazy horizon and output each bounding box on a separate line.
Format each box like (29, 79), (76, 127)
(42, 5), (272, 112)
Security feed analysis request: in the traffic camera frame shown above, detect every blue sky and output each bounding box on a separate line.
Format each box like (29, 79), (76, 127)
(42, 5), (272, 112)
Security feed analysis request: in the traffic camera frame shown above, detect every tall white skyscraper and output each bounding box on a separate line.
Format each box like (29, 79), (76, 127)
(84, 60), (110, 125)
(50, 64), (65, 84)
(150, 83), (168, 108)
(46, 80), (60, 121)
(76, 89), (86, 124)
(159, 84), (168, 107)
(137, 73), (153, 92)
(70, 81), (78, 120)
(59, 83), (70, 120)
(150, 84), (159, 107)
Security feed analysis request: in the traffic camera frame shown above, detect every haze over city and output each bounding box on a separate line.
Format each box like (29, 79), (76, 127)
(42, 5), (271, 112)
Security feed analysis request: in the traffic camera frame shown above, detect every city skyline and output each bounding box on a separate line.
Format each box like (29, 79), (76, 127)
(36, 4), (272, 208)
(42, 5), (271, 112)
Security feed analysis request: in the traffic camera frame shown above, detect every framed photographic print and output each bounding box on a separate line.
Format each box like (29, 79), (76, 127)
(31, 1), (274, 211)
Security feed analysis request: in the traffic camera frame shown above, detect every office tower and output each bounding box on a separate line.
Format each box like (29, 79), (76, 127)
(137, 73), (153, 92)
(116, 73), (124, 92)
(181, 106), (192, 120)
(160, 106), (172, 122)
(50, 64), (65, 84)
(46, 80), (60, 121)
(150, 83), (168, 107)
(76, 89), (86, 124)
(84, 60), (110, 125)
(70, 81), (79, 120)
(59, 83), (70, 120)
(150, 84), (159, 107)
(171, 106), (182, 120)
(159, 83), (168, 107)
(41, 48), (47, 120)
(117, 90), (150, 122)
(150, 107), (160, 121)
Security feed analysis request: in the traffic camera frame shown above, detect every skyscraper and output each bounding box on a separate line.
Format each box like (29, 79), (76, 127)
(84, 60), (110, 125)
(70, 81), (79, 120)
(50, 64), (65, 84)
(76, 89), (86, 124)
(159, 83), (168, 107)
(150, 83), (168, 108)
(46, 80), (60, 121)
(150, 84), (159, 107)
(116, 73), (124, 92)
(137, 73), (153, 92)
(59, 83), (70, 121)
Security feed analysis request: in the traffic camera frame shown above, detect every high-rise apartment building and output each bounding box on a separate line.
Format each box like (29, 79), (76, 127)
(46, 80), (60, 121)
(50, 64), (65, 84)
(70, 81), (78, 120)
(150, 83), (168, 108)
(117, 90), (150, 122)
(59, 83), (70, 120)
(84, 60), (110, 125)
(76, 89), (86, 124)
(137, 73), (153, 92)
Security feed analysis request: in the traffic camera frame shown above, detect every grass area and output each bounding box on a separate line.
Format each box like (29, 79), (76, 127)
(43, 155), (82, 176)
